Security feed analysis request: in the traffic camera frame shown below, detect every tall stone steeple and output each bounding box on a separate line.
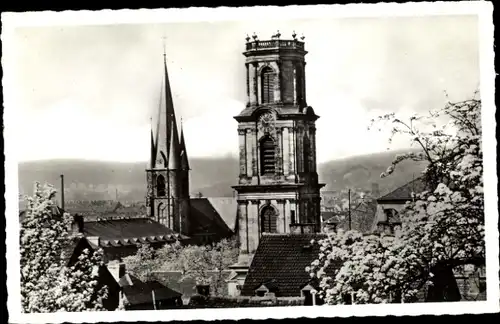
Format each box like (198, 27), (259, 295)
(146, 48), (190, 235)
(232, 32), (325, 267)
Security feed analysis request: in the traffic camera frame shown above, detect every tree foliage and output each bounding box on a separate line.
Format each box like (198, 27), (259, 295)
(309, 94), (484, 304)
(123, 238), (238, 296)
(20, 182), (108, 312)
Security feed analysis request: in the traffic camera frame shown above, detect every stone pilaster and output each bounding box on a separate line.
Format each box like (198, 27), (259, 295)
(251, 129), (258, 177)
(255, 63), (260, 105)
(276, 199), (286, 233)
(245, 63), (250, 106)
(238, 129), (246, 176)
(282, 127), (290, 175)
(293, 62), (297, 105)
(284, 199), (291, 233)
(249, 63), (257, 105)
(310, 126), (317, 172)
(246, 129), (253, 178)
(274, 61), (281, 103)
(302, 61), (307, 106)
(276, 128), (282, 176)
(237, 200), (249, 256)
(248, 199), (260, 255)
(289, 126), (295, 174)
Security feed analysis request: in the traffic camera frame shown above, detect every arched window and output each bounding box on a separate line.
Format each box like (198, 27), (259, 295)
(261, 66), (275, 104)
(157, 175), (166, 197)
(260, 136), (276, 175)
(261, 205), (278, 233)
(158, 203), (166, 224)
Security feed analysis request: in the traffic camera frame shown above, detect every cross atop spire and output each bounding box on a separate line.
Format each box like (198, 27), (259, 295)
(162, 35), (167, 57)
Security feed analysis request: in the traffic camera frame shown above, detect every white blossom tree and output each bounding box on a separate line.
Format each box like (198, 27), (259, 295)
(20, 182), (108, 312)
(123, 238), (238, 296)
(309, 94), (484, 303)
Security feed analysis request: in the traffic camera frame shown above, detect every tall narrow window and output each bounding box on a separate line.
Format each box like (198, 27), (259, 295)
(157, 175), (166, 197)
(261, 66), (275, 104)
(261, 206), (278, 233)
(260, 136), (276, 175)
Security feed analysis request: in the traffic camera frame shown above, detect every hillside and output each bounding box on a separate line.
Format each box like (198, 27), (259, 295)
(17, 149), (426, 201)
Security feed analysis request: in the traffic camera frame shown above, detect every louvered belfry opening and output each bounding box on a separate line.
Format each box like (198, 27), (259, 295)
(261, 205), (278, 233)
(261, 66), (275, 104)
(260, 135), (276, 175)
(156, 175), (166, 197)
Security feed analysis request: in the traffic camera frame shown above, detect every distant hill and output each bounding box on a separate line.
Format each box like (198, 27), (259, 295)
(17, 149), (426, 201)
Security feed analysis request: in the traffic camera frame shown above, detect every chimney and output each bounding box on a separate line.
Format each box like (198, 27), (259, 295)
(108, 260), (127, 282)
(289, 223), (316, 234)
(371, 183), (380, 198)
(60, 174), (65, 211)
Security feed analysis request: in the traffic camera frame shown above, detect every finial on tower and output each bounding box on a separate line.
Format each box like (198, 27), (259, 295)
(276, 30), (281, 39)
(292, 30), (297, 39)
(300, 33), (305, 41)
(245, 34), (251, 42)
(252, 32), (258, 41)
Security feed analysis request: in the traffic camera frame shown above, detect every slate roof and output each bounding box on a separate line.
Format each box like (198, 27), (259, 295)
(83, 218), (185, 248)
(241, 233), (341, 297)
(120, 274), (182, 306)
(377, 177), (429, 203)
(189, 198), (234, 238)
(206, 197), (238, 232)
(60, 235), (93, 266)
(64, 200), (148, 220)
(152, 270), (233, 298)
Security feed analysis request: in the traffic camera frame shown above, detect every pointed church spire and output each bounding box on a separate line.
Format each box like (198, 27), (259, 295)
(180, 118), (190, 171)
(152, 41), (180, 169)
(150, 117), (156, 168)
(168, 119), (180, 170)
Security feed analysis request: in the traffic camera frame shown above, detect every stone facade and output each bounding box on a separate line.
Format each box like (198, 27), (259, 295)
(232, 37), (325, 266)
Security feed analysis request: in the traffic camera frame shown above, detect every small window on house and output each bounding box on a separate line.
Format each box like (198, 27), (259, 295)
(290, 210), (296, 224)
(256, 290), (266, 297)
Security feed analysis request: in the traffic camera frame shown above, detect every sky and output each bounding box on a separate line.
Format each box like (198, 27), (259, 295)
(6, 13), (480, 164)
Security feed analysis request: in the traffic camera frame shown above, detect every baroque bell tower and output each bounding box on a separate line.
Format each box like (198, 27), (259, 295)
(233, 32), (325, 265)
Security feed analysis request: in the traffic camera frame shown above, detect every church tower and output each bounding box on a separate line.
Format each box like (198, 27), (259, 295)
(146, 51), (190, 236)
(233, 32), (325, 265)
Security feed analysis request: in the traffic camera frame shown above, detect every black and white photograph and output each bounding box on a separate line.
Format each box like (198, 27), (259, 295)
(2, 2), (498, 323)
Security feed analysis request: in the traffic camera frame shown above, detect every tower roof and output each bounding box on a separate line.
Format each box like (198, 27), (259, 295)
(168, 120), (180, 170)
(179, 124), (190, 171)
(151, 51), (180, 169)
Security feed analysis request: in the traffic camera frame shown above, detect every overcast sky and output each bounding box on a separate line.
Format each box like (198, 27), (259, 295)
(7, 13), (480, 164)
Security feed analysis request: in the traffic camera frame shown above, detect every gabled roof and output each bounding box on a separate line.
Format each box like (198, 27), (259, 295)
(377, 177), (429, 203)
(83, 218), (186, 247)
(206, 197), (238, 232)
(120, 274), (182, 306)
(189, 198), (234, 238)
(152, 270), (233, 298)
(241, 233), (341, 297)
(60, 235), (93, 267)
